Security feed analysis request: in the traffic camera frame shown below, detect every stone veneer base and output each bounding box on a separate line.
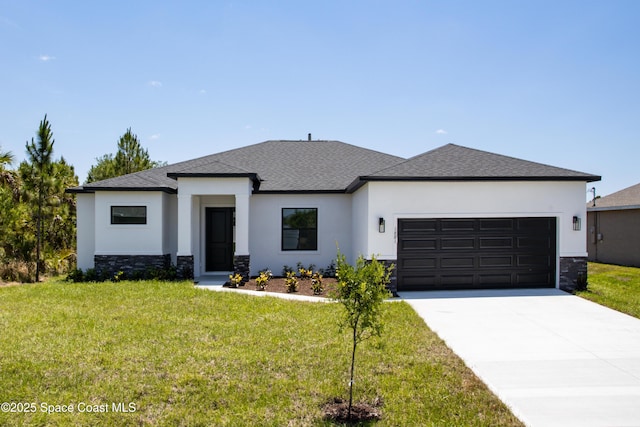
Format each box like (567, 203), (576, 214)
(95, 254), (171, 278)
(559, 256), (588, 293)
(234, 255), (251, 285)
(177, 255), (194, 280)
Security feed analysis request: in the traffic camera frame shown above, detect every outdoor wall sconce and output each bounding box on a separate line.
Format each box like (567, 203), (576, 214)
(378, 217), (386, 233)
(573, 216), (581, 231)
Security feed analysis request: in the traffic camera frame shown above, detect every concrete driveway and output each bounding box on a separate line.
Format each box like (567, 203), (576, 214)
(399, 289), (640, 427)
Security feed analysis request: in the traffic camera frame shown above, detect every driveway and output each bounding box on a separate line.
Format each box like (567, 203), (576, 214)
(399, 289), (640, 427)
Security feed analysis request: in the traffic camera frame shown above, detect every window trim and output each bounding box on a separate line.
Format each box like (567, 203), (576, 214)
(281, 207), (318, 251)
(111, 206), (147, 225)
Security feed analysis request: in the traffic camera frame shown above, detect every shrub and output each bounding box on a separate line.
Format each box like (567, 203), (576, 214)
(229, 273), (243, 288)
(64, 264), (184, 284)
(84, 268), (98, 282)
(285, 271), (299, 293)
(162, 264), (178, 281)
(282, 265), (295, 276)
(298, 267), (313, 280)
(145, 267), (163, 280)
(311, 272), (324, 295)
(259, 268), (272, 276)
(131, 270), (145, 281)
(66, 268), (84, 283)
(296, 262), (315, 273)
(255, 270), (272, 291)
(0, 259), (34, 283)
(112, 270), (126, 282)
(321, 260), (337, 278)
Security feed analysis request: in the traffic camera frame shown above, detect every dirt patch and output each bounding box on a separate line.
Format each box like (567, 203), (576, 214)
(322, 397), (383, 423)
(225, 277), (338, 297)
(0, 280), (23, 288)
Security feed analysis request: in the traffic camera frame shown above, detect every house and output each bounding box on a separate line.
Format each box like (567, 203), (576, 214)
(67, 140), (600, 292)
(587, 182), (640, 267)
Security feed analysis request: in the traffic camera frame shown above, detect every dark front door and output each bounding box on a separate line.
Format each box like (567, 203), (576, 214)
(205, 207), (234, 271)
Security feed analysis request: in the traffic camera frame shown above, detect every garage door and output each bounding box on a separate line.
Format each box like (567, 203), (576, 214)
(397, 217), (556, 291)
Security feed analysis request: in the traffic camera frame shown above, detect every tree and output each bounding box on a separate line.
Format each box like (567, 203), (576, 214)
(25, 115), (55, 282)
(86, 128), (165, 183)
(0, 147), (21, 261)
(0, 147), (18, 201)
(85, 153), (115, 183)
(332, 251), (393, 420)
(0, 146), (13, 167)
(17, 157), (78, 276)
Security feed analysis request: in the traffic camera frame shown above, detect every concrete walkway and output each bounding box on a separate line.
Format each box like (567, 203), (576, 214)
(399, 289), (640, 427)
(196, 282), (331, 303)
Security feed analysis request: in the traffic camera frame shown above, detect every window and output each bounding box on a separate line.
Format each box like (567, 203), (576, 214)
(111, 206), (147, 225)
(282, 208), (317, 251)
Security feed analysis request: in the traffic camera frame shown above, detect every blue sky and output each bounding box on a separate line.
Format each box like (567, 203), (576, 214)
(1, 1), (638, 198)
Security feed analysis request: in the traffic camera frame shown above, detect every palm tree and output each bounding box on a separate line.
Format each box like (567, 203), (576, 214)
(25, 115), (55, 282)
(0, 147), (13, 166)
(0, 147), (18, 201)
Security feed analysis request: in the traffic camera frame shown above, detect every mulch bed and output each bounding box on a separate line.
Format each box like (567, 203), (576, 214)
(224, 276), (338, 297)
(322, 397), (383, 423)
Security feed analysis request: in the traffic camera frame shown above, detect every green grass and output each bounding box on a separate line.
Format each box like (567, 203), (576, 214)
(577, 263), (640, 319)
(0, 280), (522, 426)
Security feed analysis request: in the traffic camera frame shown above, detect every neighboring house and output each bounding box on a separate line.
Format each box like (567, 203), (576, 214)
(67, 140), (600, 292)
(587, 182), (640, 267)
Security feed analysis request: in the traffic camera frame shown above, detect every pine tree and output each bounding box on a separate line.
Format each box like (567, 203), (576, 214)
(25, 115), (55, 281)
(86, 128), (164, 183)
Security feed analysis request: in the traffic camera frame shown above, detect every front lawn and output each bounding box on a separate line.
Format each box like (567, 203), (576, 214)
(577, 263), (640, 319)
(0, 280), (521, 426)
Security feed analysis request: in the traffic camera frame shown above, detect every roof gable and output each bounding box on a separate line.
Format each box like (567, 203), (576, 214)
(358, 143), (600, 182)
(588, 182), (640, 211)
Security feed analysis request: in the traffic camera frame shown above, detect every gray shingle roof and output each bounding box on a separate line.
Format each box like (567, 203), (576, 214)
(68, 140), (404, 193)
(588, 182), (640, 211)
(168, 140), (404, 192)
(362, 143), (600, 181)
(68, 162), (179, 193)
(68, 141), (600, 194)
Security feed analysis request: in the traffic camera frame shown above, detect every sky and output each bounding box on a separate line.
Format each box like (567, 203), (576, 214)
(1, 1), (638, 199)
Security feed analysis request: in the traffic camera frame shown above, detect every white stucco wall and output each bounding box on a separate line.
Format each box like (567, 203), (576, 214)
(354, 180), (589, 260)
(351, 184), (369, 260)
(81, 177), (588, 282)
(249, 193), (352, 275)
(76, 193), (95, 270)
(163, 193), (178, 263)
(94, 191), (166, 255)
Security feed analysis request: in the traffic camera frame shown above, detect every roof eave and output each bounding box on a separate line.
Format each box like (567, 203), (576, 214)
(254, 189), (347, 195)
(65, 186), (177, 194)
(166, 172), (260, 180)
(588, 204), (640, 212)
(347, 174), (602, 193)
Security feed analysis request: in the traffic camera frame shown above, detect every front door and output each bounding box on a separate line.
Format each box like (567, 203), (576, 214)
(205, 207), (234, 271)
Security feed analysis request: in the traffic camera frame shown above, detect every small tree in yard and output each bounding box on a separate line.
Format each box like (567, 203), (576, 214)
(332, 251), (393, 420)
